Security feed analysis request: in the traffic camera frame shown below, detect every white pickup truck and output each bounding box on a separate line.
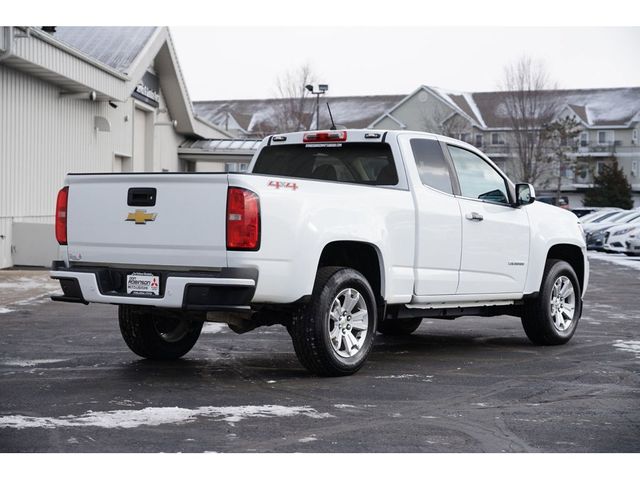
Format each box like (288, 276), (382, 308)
(51, 129), (588, 376)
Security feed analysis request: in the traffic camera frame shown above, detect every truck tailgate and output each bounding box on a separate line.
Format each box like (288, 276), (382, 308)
(65, 174), (229, 268)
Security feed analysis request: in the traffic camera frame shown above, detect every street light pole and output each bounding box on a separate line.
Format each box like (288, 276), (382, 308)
(305, 83), (328, 130)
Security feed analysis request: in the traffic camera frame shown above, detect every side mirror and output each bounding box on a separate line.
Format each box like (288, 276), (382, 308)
(515, 183), (536, 206)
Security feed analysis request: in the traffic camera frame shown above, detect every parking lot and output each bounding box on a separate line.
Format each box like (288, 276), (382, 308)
(0, 255), (638, 453)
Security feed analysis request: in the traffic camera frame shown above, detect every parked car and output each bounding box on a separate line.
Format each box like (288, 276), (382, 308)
(585, 211), (640, 250)
(602, 220), (640, 253)
(582, 210), (639, 235)
(50, 129), (588, 376)
(571, 207), (605, 218)
(578, 208), (623, 226)
(538, 195), (570, 209)
(624, 235), (640, 256)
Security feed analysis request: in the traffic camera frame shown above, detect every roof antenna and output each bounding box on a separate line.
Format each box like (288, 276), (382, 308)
(326, 102), (337, 130)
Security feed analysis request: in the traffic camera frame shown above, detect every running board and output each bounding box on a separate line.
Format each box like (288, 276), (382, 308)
(405, 299), (517, 310)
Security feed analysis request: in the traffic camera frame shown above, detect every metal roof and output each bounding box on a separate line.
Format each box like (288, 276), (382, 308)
(48, 27), (156, 73)
(179, 138), (262, 154)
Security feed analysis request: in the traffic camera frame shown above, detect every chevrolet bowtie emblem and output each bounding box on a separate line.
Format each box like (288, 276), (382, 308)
(126, 210), (157, 224)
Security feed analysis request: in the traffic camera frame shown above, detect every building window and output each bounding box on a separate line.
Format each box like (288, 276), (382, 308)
(225, 162), (248, 172)
(460, 133), (470, 143)
(475, 134), (483, 147)
(491, 133), (504, 145)
(633, 129), (638, 145)
(597, 131), (614, 145)
(596, 161), (607, 176)
(579, 132), (588, 147)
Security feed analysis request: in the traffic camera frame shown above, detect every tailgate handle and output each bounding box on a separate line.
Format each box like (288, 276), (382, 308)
(128, 188), (157, 206)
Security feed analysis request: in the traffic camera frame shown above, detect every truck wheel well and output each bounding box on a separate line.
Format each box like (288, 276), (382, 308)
(318, 241), (383, 302)
(546, 244), (584, 292)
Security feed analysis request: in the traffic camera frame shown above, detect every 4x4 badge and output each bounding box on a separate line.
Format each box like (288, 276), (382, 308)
(126, 210), (157, 225)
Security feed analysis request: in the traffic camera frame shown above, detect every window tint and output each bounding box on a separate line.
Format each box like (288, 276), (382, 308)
(448, 145), (510, 204)
(252, 143), (398, 186)
(410, 138), (453, 194)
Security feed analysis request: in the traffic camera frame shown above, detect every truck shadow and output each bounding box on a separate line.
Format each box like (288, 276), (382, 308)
(111, 330), (541, 385)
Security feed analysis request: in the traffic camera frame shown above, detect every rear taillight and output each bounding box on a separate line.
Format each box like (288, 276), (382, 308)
(226, 187), (260, 250)
(55, 186), (69, 245)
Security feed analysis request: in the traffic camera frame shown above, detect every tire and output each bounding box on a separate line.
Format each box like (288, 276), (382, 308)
(118, 306), (203, 360)
(521, 259), (582, 346)
(377, 318), (422, 336)
(289, 267), (377, 376)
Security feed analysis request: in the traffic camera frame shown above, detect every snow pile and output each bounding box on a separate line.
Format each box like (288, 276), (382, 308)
(0, 359), (67, 367)
(0, 405), (334, 430)
(612, 340), (640, 359)
(200, 323), (227, 334)
(588, 252), (640, 272)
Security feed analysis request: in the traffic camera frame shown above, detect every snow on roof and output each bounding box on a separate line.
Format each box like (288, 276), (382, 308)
(472, 88), (640, 128)
(193, 95), (404, 135)
(193, 87), (639, 137)
(48, 27), (156, 74)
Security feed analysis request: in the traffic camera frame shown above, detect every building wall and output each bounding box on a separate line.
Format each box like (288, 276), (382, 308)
(0, 63), (187, 268)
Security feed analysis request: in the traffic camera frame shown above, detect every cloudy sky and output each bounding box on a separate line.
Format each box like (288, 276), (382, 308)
(171, 27), (640, 101)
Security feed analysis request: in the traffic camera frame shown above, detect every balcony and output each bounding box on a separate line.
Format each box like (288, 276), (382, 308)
(482, 144), (511, 157)
(572, 142), (640, 157)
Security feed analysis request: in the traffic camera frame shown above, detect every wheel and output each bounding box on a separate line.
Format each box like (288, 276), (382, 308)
(118, 306), (203, 360)
(377, 318), (422, 336)
(521, 259), (582, 345)
(289, 267), (377, 376)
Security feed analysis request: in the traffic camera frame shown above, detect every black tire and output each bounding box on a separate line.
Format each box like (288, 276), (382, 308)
(377, 318), (422, 336)
(289, 267), (377, 376)
(521, 259), (582, 346)
(118, 306), (203, 360)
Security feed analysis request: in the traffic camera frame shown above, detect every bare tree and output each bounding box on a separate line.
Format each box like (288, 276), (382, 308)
(500, 56), (559, 184)
(542, 116), (581, 204)
(271, 64), (316, 133)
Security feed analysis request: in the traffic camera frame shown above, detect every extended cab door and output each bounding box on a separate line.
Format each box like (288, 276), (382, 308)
(399, 135), (462, 295)
(445, 144), (530, 295)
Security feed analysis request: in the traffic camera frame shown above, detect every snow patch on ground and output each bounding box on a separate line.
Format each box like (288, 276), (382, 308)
(298, 436), (317, 443)
(588, 252), (640, 272)
(0, 307), (14, 314)
(613, 340), (640, 359)
(0, 405), (334, 430)
(0, 359), (68, 367)
(201, 324), (227, 334)
(374, 374), (433, 382)
(0, 278), (46, 290)
(333, 404), (358, 409)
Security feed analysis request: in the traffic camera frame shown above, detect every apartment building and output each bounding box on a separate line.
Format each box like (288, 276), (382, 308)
(369, 86), (640, 206)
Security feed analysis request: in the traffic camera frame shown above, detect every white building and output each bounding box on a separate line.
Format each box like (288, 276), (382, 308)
(0, 26), (234, 269)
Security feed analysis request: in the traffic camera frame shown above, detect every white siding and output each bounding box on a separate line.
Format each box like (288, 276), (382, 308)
(0, 63), (187, 268)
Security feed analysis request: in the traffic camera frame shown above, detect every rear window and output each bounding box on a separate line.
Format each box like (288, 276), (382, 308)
(252, 143), (398, 186)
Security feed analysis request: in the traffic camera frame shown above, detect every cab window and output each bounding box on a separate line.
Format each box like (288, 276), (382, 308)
(447, 145), (510, 204)
(410, 138), (453, 194)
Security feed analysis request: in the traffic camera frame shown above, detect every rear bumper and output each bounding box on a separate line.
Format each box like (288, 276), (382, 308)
(50, 261), (258, 310)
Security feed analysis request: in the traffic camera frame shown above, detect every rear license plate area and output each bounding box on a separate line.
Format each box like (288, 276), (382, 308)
(126, 272), (160, 296)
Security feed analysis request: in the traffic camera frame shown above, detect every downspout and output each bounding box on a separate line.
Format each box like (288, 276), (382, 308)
(0, 27), (15, 63)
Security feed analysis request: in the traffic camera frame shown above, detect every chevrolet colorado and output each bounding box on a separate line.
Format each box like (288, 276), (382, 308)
(51, 129), (588, 376)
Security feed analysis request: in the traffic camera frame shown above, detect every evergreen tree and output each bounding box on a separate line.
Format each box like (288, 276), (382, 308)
(583, 160), (633, 208)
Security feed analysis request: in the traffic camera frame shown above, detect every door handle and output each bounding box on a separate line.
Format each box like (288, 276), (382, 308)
(465, 212), (484, 221)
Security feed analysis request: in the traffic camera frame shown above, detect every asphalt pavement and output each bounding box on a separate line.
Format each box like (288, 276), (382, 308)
(0, 257), (638, 452)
